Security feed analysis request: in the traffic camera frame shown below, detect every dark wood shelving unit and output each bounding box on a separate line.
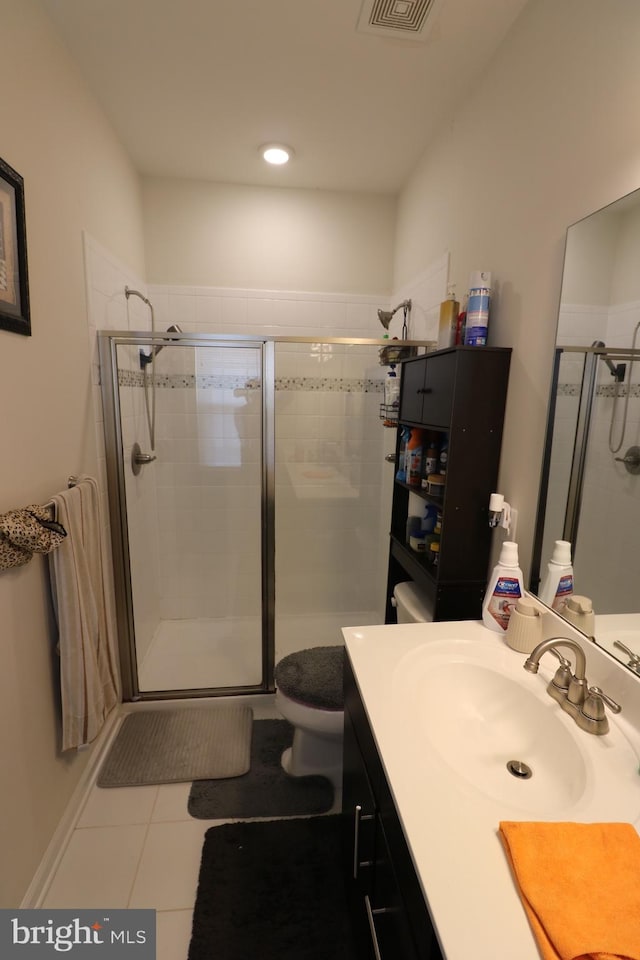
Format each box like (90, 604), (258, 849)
(385, 345), (511, 623)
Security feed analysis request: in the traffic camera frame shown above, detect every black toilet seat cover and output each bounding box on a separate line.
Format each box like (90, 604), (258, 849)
(274, 645), (344, 710)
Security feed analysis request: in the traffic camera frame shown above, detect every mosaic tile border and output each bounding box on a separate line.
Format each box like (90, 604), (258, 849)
(557, 382), (640, 398)
(118, 371), (384, 393)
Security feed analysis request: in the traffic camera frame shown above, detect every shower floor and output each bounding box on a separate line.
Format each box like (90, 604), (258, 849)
(137, 610), (382, 693)
(138, 617), (263, 692)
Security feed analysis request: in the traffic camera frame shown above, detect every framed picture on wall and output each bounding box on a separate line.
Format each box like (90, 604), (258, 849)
(0, 157), (30, 336)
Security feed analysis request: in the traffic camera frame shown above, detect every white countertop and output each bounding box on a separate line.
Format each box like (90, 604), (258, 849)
(342, 619), (640, 960)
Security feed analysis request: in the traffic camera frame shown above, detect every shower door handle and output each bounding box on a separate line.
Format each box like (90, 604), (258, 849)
(384, 454), (396, 463)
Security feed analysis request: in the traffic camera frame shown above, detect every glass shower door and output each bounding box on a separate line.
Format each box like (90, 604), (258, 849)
(103, 335), (266, 697)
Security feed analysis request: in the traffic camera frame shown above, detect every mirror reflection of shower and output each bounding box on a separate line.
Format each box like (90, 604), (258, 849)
(125, 285), (183, 456)
(592, 328), (640, 454)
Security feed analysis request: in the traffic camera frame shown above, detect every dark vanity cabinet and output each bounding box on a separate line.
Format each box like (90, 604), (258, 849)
(342, 654), (443, 960)
(386, 346), (511, 623)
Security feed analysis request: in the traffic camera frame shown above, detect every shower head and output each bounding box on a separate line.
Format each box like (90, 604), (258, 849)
(152, 324), (183, 357)
(591, 340), (625, 381)
(378, 309), (395, 329)
(140, 324), (184, 366)
(377, 299), (412, 332)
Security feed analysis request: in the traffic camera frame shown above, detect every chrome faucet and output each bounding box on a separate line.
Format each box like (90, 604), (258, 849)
(523, 637), (621, 735)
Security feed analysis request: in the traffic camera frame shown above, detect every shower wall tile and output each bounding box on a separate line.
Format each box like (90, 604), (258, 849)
(556, 303), (607, 346)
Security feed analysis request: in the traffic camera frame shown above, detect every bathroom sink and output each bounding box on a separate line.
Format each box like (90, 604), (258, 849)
(391, 633), (640, 819)
(416, 660), (586, 812)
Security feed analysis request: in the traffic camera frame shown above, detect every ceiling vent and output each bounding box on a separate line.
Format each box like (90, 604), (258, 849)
(356, 0), (441, 41)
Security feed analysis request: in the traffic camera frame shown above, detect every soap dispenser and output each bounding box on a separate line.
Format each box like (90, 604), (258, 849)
(505, 596), (543, 653)
(562, 595), (595, 635)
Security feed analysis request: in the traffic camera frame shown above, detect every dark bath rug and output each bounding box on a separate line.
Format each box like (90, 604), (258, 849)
(188, 719), (334, 819)
(188, 815), (358, 960)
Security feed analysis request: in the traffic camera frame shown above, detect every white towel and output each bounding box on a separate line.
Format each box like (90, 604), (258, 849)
(49, 476), (120, 751)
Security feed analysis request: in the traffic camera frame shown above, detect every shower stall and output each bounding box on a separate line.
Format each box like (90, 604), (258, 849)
(99, 331), (421, 700)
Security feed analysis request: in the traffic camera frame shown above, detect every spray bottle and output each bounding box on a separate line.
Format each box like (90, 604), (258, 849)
(395, 426), (410, 482)
(464, 271), (491, 346)
(482, 541), (525, 633)
(406, 428), (424, 487)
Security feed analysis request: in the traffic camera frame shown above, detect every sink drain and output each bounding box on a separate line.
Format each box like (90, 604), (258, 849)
(506, 760), (533, 780)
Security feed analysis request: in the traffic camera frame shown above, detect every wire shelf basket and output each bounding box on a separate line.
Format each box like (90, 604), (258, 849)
(379, 403), (399, 426)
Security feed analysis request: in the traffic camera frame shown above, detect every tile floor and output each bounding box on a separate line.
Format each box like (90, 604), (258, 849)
(39, 699), (340, 959)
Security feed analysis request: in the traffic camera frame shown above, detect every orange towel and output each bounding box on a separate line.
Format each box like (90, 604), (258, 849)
(499, 821), (640, 960)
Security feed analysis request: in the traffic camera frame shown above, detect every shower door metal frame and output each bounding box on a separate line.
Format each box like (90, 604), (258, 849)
(99, 331), (275, 701)
(99, 331), (433, 701)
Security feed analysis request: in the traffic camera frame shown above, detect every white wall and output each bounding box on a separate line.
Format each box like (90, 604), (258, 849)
(142, 177), (397, 296)
(393, 0), (640, 579)
(0, 0), (146, 906)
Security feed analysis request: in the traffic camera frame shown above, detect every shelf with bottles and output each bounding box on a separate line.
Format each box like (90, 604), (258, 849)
(390, 480), (443, 571)
(395, 426), (448, 494)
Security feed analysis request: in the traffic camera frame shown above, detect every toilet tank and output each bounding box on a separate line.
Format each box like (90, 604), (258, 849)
(393, 581), (433, 623)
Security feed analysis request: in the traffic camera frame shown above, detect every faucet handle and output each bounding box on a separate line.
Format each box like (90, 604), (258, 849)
(549, 651), (572, 692)
(613, 640), (640, 672)
(581, 686), (622, 721)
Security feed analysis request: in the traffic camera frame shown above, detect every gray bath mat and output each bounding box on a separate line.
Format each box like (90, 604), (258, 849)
(97, 707), (253, 787)
(188, 719), (334, 819)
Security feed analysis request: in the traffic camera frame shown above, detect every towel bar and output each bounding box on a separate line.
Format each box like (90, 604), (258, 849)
(45, 476), (80, 516)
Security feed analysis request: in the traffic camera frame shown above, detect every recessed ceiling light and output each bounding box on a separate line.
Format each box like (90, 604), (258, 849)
(261, 143), (294, 165)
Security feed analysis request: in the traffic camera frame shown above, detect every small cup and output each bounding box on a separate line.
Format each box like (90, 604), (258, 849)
(505, 596), (543, 653)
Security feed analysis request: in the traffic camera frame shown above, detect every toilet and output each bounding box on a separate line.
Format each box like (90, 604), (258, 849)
(392, 580), (434, 623)
(274, 585), (432, 790)
(274, 645), (345, 791)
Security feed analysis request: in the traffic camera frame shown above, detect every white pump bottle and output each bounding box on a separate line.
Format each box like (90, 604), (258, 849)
(539, 540), (574, 614)
(482, 541), (525, 633)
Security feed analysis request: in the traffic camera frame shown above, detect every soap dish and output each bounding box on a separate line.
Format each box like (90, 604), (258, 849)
(506, 596), (543, 654)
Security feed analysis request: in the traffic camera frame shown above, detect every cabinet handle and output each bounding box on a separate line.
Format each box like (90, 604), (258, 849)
(417, 387), (432, 394)
(353, 804), (374, 879)
(365, 894), (387, 960)
(353, 805), (362, 879)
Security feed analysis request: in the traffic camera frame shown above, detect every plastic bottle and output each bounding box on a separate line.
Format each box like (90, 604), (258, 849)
(421, 433), (439, 488)
(454, 296), (468, 345)
(406, 428), (424, 487)
(395, 426), (410, 482)
(437, 284), (460, 350)
(482, 541), (525, 633)
(421, 503), (438, 533)
(438, 435), (448, 475)
(464, 271), (491, 346)
(539, 540), (574, 614)
(384, 366), (400, 411)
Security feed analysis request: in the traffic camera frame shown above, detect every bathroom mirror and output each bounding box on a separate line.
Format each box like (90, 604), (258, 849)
(532, 186), (640, 675)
